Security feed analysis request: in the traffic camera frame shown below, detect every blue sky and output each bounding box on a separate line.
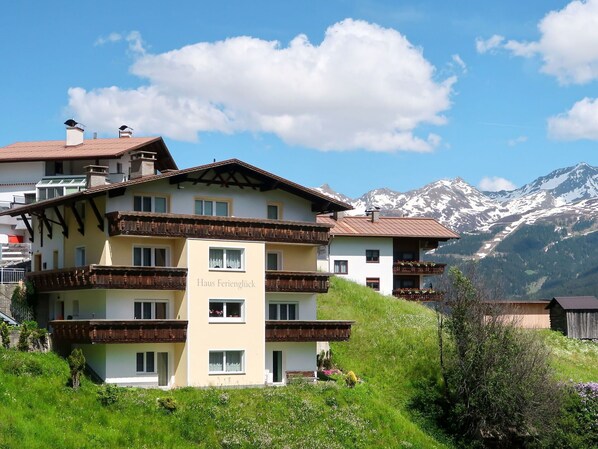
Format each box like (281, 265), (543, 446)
(2, 0), (598, 197)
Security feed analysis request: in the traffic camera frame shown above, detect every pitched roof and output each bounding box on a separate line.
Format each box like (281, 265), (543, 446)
(0, 137), (177, 171)
(317, 215), (459, 239)
(1, 159), (352, 217)
(547, 296), (598, 310)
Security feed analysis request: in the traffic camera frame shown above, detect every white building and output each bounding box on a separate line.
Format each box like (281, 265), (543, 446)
(317, 211), (459, 301)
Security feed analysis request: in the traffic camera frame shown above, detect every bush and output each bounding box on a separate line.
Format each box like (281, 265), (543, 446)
(157, 397), (178, 413)
(67, 348), (85, 390)
(0, 322), (10, 349)
(17, 321), (39, 351)
(97, 383), (121, 406)
(345, 371), (358, 388)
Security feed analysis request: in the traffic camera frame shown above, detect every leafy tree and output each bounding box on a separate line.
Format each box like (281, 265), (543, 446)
(0, 321), (10, 349)
(437, 267), (562, 448)
(67, 348), (86, 390)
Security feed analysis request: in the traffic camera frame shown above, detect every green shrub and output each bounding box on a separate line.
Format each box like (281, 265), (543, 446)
(67, 348), (85, 389)
(157, 397), (178, 413)
(0, 322), (10, 349)
(97, 383), (121, 406)
(345, 371), (358, 388)
(16, 321), (38, 351)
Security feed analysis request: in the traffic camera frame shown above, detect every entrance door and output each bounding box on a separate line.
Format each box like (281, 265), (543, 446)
(273, 351), (283, 383)
(157, 352), (168, 387)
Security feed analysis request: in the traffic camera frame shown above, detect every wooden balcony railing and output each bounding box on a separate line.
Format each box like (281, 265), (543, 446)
(392, 289), (444, 301)
(265, 271), (330, 293)
(27, 265), (188, 292)
(265, 320), (353, 342)
(106, 211), (331, 245)
(393, 261), (446, 275)
(49, 320), (188, 344)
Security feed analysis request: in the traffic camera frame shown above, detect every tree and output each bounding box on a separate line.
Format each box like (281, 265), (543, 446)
(68, 348), (86, 390)
(437, 267), (562, 448)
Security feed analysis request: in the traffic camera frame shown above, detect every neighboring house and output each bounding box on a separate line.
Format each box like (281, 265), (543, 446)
(547, 296), (598, 339)
(0, 122), (177, 263)
(0, 158), (353, 388)
(317, 211), (459, 300)
(486, 300), (551, 329)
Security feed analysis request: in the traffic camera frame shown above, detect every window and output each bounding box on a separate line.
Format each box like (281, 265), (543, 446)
(333, 260), (348, 274)
(366, 277), (380, 291)
(116, 162), (123, 174)
(268, 303), (298, 320)
(209, 300), (244, 322)
(133, 247), (168, 267)
(209, 350), (244, 374)
(266, 252), (282, 271)
(195, 199), (230, 217)
(75, 247), (86, 267)
(366, 249), (380, 263)
(134, 195), (167, 213)
(134, 301), (168, 319)
(136, 352), (155, 373)
(397, 252), (416, 261)
(267, 203), (281, 220)
(209, 248), (243, 270)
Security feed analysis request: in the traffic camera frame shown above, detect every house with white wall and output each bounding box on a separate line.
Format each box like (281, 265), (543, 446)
(2, 158), (353, 388)
(317, 211), (459, 301)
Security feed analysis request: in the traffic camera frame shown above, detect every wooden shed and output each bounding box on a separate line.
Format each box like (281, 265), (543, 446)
(546, 296), (598, 339)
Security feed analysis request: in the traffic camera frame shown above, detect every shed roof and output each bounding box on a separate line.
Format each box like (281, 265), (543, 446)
(0, 137), (178, 171)
(547, 296), (598, 310)
(317, 215), (459, 240)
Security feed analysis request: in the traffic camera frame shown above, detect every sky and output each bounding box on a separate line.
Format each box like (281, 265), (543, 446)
(2, 0), (598, 198)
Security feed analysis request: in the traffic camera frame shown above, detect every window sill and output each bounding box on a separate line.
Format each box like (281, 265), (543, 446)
(208, 269), (246, 273)
(208, 371), (245, 376)
(209, 319), (246, 324)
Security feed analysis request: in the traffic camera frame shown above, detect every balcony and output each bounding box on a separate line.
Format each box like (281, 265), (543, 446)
(393, 261), (446, 275)
(49, 320), (188, 344)
(265, 320), (353, 342)
(106, 211), (331, 245)
(392, 289), (444, 301)
(265, 271), (330, 293)
(27, 265), (188, 292)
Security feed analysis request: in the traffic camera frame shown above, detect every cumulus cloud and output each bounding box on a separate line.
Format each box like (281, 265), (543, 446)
(500, 0), (598, 84)
(475, 35), (505, 54)
(71, 19), (455, 152)
(507, 135), (528, 147)
(548, 97), (598, 140)
(479, 176), (517, 192)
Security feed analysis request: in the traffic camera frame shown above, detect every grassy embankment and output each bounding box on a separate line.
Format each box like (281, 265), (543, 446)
(1, 277), (596, 448)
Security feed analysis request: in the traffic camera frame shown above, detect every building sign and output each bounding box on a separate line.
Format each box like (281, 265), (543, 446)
(197, 278), (256, 289)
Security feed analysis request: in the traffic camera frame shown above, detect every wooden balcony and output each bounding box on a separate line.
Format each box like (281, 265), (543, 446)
(49, 320), (188, 344)
(26, 265), (187, 292)
(106, 211), (331, 245)
(265, 320), (353, 342)
(265, 271), (330, 293)
(392, 289), (444, 301)
(393, 261), (446, 275)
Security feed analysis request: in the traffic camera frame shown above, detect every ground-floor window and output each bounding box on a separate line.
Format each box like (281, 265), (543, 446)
(333, 260), (348, 274)
(209, 350), (244, 374)
(136, 352), (155, 373)
(366, 277), (380, 291)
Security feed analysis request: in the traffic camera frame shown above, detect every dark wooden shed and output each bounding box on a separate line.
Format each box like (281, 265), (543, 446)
(546, 296), (598, 339)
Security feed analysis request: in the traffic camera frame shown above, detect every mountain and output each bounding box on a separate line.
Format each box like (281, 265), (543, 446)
(315, 162), (598, 298)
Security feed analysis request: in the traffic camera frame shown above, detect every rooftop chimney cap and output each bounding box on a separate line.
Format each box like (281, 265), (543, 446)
(64, 119), (84, 129)
(119, 125), (133, 131)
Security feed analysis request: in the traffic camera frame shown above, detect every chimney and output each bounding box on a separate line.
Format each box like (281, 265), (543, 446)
(119, 125), (133, 138)
(64, 119), (84, 146)
(85, 165), (108, 188)
(130, 151), (157, 179)
(333, 211), (345, 221)
(366, 208), (380, 222)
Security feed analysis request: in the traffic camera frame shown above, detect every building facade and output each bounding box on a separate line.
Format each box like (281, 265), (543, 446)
(317, 211), (459, 301)
(3, 159), (353, 387)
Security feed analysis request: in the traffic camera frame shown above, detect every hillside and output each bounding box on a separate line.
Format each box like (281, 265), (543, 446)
(1, 278), (597, 448)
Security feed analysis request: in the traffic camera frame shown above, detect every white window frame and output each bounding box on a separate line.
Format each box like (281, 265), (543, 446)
(268, 302), (299, 320)
(134, 300), (169, 320)
(333, 259), (348, 274)
(209, 247), (244, 271)
(209, 299), (245, 323)
(194, 198), (231, 217)
(267, 203), (282, 220)
(265, 251), (283, 271)
(75, 246), (86, 267)
(133, 246), (170, 267)
(133, 195), (167, 213)
(136, 351), (156, 373)
(208, 350), (245, 374)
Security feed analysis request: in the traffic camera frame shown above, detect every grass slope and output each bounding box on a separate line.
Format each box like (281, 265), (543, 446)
(1, 277), (596, 448)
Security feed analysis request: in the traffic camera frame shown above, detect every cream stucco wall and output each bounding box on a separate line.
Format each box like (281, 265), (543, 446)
(265, 244), (317, 271)
(185, 238), (265, 387)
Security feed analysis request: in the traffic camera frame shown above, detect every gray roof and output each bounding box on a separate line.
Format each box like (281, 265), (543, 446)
(0, 310), (17, 325)
(547, 296), (598, 310)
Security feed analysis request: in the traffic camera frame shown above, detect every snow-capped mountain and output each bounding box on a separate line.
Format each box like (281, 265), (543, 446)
(314, 162), (598, 233)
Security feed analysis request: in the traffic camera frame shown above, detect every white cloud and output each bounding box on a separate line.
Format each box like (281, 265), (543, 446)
(479, 176), (517, 192)
(475, 35), (505, 54)
(503, 0), (598, 84)
(70, 19), (455, 152)
(94, 31), (145, 55)
(548, 97), (598, 140)
(95, 32), (123, 46)
(451, 54), (467, 73)
(507, 135), (528, 147)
